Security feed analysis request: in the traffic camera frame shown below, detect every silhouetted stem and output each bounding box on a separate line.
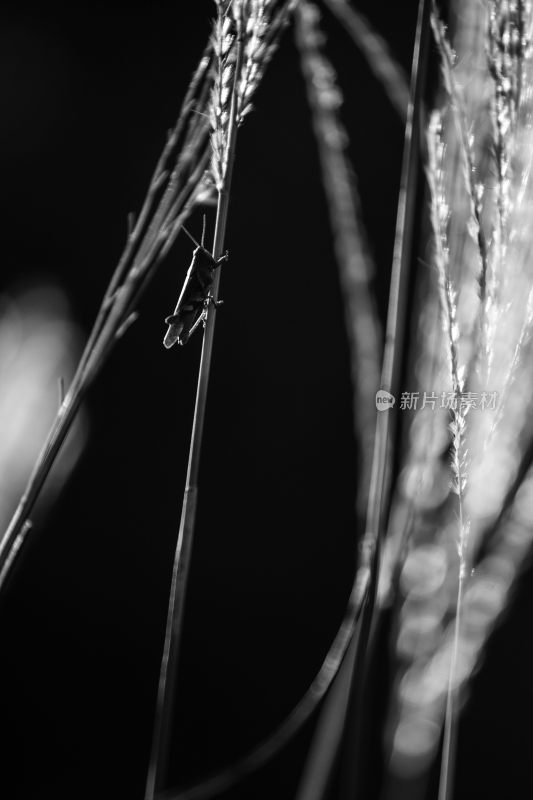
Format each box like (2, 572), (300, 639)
(144, 23), (244, 800)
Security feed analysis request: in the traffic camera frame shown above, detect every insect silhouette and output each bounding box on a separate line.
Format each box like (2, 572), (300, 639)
(163, 221), (228, 348)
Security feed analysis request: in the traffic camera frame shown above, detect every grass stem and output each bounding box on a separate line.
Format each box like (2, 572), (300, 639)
(144, 17), (244, 800)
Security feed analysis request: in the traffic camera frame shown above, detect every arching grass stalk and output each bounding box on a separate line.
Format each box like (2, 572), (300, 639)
(293, 2), (382, 794)
(294, 0), (429, 797)
(0, 50), (214, 593)
(156, 586), (365, 800)
(323, 0), (409, 121)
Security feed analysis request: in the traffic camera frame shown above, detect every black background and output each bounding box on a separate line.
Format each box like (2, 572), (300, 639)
(1, 2), (533, 799)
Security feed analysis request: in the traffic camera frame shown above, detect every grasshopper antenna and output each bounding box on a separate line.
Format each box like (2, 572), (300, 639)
(201, 214), (207, 248)
(181, 224), (201, 250)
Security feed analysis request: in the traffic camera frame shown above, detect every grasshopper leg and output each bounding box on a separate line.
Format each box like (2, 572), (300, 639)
(215, 251), (229, 267)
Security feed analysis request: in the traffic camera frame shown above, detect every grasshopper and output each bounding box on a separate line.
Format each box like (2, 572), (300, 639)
(163, 222), (228, 348)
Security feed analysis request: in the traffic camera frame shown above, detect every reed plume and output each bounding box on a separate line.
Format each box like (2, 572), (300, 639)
(384, 5), (533, 799)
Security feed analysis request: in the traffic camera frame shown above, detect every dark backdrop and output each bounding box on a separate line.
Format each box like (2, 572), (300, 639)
(1, 2), (532, 799)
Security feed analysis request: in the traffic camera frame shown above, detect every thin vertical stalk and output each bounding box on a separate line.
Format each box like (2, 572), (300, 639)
(438, 528), (466, 800)
(144, 23), (243, 800)
(427, 109), (470, 800)
(338, 0), (430, 795)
